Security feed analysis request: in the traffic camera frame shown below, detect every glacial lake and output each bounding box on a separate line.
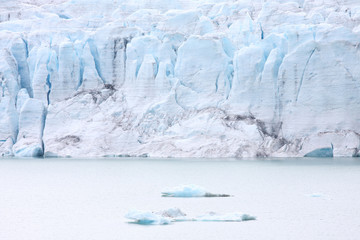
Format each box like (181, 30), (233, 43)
(0, 157), (360, 240)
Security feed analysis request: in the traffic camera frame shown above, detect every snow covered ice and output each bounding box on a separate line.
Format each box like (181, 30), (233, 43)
(0, 0), (360, 157)
(162, 184), (231, 197)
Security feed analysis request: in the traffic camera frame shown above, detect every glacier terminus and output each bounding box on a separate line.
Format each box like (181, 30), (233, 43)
(0, 0), (360, 158)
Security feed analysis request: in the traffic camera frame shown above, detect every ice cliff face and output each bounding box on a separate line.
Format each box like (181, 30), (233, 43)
(0, 0), (360, 158)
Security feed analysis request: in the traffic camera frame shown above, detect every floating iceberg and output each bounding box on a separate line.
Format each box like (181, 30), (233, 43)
(161, 184), (231, 198)
(310, 193), (323, 198)
(125, 210), (172, 225)
(195, 212), (256, 222)
(308, 193), (328, 199)
(125, 208), (255, 225)
(125, 208), (187, 225)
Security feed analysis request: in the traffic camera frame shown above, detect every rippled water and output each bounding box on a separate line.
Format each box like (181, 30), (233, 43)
(0, 157), (360, 240)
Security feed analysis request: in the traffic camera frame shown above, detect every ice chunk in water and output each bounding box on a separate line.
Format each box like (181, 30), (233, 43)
(162, 184), (207, 197)
(125, 208), (188, 225)
(125, 208), (255, 225)
(125, 210), (171, 225)
(196, 212), (256, 222)
(162, 184), (231, 197)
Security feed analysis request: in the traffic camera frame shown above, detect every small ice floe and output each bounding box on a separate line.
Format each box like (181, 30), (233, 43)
(125, 210), (171, 225)
(125, 208), (255, 225)
(310, 193), (323, 198)
(308, 192), (328, 199)
(195, 212), (256, 222)
(161, 184), (231, 198)
(125, 208), (187, 225)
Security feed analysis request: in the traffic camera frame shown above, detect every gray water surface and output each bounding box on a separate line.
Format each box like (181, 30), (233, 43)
(0, 158), (360, 240)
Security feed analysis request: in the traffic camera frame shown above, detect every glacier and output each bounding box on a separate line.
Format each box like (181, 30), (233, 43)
(0, 0), (360, 158)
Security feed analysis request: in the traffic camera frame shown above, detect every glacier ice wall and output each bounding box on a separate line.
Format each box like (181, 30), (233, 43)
(0, 0), (360, 157)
